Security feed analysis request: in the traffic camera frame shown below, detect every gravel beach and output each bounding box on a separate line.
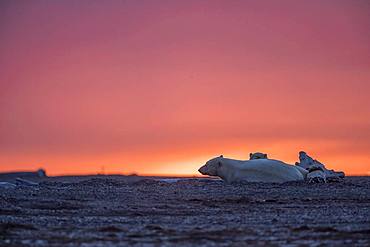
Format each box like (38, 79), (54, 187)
(1, 175), (369, 246)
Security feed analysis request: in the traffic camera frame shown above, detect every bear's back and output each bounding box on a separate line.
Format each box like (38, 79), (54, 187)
(223, 158), (305, 183)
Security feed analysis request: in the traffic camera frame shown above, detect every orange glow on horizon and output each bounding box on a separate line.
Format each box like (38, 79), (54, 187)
(1, 138), (369, 176)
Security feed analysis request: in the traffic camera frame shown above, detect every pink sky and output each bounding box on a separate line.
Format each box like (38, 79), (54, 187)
(0, 0), (369, 175)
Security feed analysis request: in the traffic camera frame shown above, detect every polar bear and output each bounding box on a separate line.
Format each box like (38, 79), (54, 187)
(296, 151), (345, 182)
(249, 152), (268, 160)
(307, 170), (326, 183)
(198, 155), (308, 183)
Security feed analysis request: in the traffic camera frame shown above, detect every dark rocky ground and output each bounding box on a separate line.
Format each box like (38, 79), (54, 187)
(0, 175), (369, 246)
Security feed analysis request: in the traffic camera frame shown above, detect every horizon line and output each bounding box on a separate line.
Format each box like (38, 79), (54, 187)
(0, 170), (369, 177)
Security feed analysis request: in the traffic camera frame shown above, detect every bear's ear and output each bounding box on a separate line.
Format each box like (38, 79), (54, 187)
(220, 155), (223, 158)
(249, 153), (253, 158)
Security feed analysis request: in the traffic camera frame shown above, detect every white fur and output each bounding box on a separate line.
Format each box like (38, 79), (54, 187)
(199, 156), (308, 183)
(307, 170), (326, 183)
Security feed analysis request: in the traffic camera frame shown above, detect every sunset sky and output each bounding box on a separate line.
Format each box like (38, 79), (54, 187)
(1, 0), (369, 176)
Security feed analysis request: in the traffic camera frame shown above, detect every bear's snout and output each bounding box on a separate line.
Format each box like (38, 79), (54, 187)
(198, 165), (207, 175)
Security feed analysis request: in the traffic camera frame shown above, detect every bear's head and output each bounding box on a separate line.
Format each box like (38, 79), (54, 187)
(249, 152), (268, 160)
(198, 155), (223, 176)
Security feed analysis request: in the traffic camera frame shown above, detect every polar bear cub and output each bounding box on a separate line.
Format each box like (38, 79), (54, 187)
(249, 152), (268, 160)
(198, 155), (308, 183)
